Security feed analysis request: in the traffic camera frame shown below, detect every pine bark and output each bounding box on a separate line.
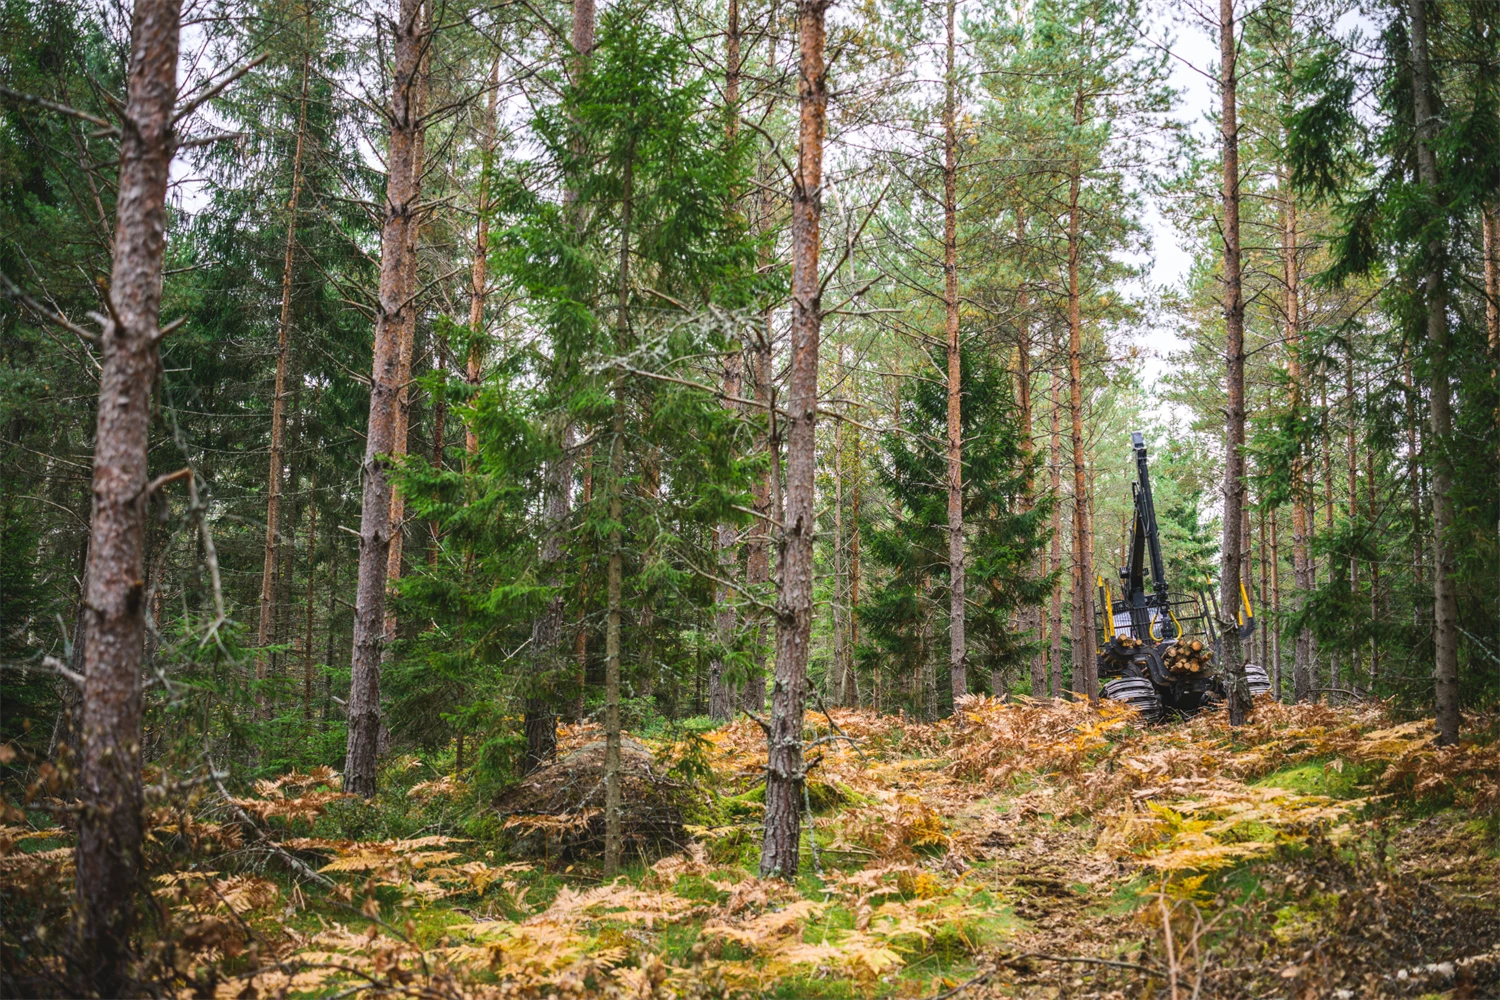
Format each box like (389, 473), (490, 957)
(602, 111), (638, 877)
(761, 0), (827, 880)
(1014, 215), (1041, 701)
(709, 0), (744, 722)
(1048, 374), (1063, 698)
(1281, 181), (1314, 704)
(257, 34), (312, 682)
(304, 474), (317, 718)
(1321, 379), (1337, 698)
(75, 0), (181, 988)
(573, 445), (593, 722)
(1065, 91), (1096, 701)
(345, 0), (425, 797)
(1270, 506), (1283, 699)
(1407, 0), (1458, 744)
(1219, 0), (1250, 725)
(942, 0), (965, 709)
(604, 386), (625, 876)
(466, 62), (500, 460)
(1344, 345), (1359, 687)
(744, 326), (774, 713)
(383, 39), (429, 664)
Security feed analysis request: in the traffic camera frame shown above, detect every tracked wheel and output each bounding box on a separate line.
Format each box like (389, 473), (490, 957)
(1245, 663), (1272, 697)
(1102, 675), (1163, 721)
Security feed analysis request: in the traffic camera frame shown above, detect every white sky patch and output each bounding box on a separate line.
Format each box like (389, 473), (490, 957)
(1128, 10), (1220, 429)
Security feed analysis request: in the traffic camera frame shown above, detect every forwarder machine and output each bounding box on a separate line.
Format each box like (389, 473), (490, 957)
(1095, 433), (1271, 720)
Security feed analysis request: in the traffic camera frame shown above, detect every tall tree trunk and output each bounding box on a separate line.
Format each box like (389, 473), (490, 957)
(831, 396), (849, 704)
(1404, 352), (1424, 588)
(75, 0), (181, 987)
(383, 38), (430, 667)
(603, 132), (634, 878)
(1344, 342), (1359, 686)
(1281, 178), (1314, 704)
(466, 60), (500, 461)
(920, 580), (939, 719)
(429, 330), (446, 563)
(573, 445), (593, 722)
(1048, 373), (1063, 698)
(345, 0), (425, 798)
(743, 11), (779, 717)
(1257, 506), (1269, 674)
(744, 323), (774, 713)
(1014, 215), (1041, 700)
(526, 437), (571, 769)
(849, 423), (862, 706)
(524, 0), (597, 770)
(1065, 92), (1096, 702)
(761, 0), (827, 881)
(604, 386), (625, 877)
(304, 474), (317, 718)
(1407, 0), (1458, 744)
(942, 0), (966, 709)
(1321, 377), (1337, 699)
(1484, 202), (1499, 357)
(1219, 0), (1250, 725)
(258, 32), (312, 686)
(1366, 444), (1380, 687)
(709, 0), (744, 723)
(1270, 506), (1283, 700)
(602, 120), (643, 876)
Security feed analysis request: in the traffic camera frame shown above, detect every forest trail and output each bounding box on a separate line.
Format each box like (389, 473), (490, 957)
(10, 697), (1495, 999)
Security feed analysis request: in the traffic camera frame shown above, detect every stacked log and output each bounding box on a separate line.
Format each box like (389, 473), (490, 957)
(1101, 634), (1146, 668)
(1162, 639), (1212, 674)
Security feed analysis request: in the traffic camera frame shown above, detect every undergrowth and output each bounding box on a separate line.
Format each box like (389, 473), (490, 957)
(3, 697), (1498, 998)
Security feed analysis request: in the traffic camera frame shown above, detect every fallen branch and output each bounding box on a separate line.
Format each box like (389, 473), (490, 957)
(1002, 951), (1162, 975)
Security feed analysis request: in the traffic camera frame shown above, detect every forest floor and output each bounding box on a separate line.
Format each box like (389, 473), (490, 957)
(5, 697), (1500, 999)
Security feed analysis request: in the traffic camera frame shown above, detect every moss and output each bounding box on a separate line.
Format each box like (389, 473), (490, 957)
(1253, 759), (1371, 798)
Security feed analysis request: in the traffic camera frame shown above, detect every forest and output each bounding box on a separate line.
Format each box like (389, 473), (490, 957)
(1, 0), (1498, 995)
